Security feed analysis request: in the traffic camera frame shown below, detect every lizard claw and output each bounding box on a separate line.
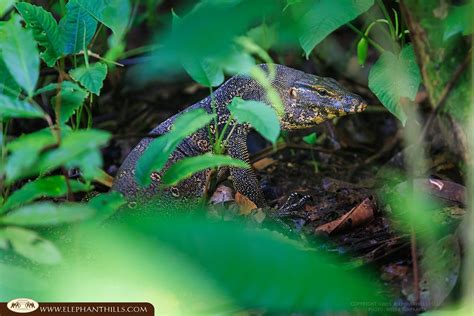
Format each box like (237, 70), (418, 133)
(272, 193), (313, 218)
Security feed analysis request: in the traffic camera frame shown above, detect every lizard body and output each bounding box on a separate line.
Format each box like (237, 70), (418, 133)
(112, 64), (366, 207)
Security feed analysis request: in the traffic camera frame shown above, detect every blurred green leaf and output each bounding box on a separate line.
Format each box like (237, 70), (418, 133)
(247, 23), (277, 51)
(86, 191), (126, 223)
(368, 45), (421, 125)
(162, 153), (248, 186)
(0, 176), (91, 214)
(0, 16), (39, 95)
(15, 2), (63, 67)
(357, 37), (368, 66)
(296, 0), (374, 57)
(228, 97), (280, 143)
(443, 3), (474, 41)
(0, 0), (15, 17)
(51, 84), (88, 123)
(34, 80), (83, 96)
(0, 202), (95, 226)
(136, 109), (215, 186)
(0, 57), (21, 98)
(5, 128), (57, 183)
(69, 62), (108, 95)
(0, 95), (44, 119)
(0, 227), (62, 264)
(59, 0), (97, 54)
(0, 262), (45, 293)
(302, 132), (317, 145)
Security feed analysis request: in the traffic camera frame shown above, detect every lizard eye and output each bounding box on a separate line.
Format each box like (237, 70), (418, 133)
(290, 87), (297, 98)
(316, 88), (329, 97)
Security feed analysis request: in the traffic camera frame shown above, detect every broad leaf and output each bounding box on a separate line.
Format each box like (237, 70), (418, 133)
(15, 2), (63, 66)
(0, 227), (62, 264)
(51, 83), (88, 123)
(69, 62), (107, 95)
(59, 0), (97, 54)
(368, 45), (421, 124)
(86, 191), (126, 223)
(0, 202), (95, 226)
(136, 109), (215, 186)
(228, 97), (280, 143)
(296, 0), (374, 57)
(0, 57), (21, 98)
(0, 16), (39, 95)
(0, 0), (15, 17)
(443, 3), (474, 41)
(162, 153), (248, 186)
(0, 94), (44, 119)
(0, 176), (91, 214)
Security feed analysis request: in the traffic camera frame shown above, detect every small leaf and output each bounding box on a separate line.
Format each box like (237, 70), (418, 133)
(51, 84), (88, 123)
(162, 153), (249, 186)
(0, 176), (91, 214)
(0, 94), (44, 119)
(0, 16), (39, 95)
(368, 45), (421, 124)
(0, 202), (95, 226)
(296, 0), (374, 57)
(59, 0), (97, 54)
(69, 62), (107, 95)
(136, 109), (215, 186)
(228, 97), (281, 143)
(15, 2), (63, 67)
(1, 227), (62, 264)
(357, 37), (368, 66)
(34, 80), (83, 95)
(302, 132), (317, 145)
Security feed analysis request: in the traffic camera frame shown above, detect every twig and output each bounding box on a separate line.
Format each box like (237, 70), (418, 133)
(418, 51), (471, 142)
(410, 224), (420, 306)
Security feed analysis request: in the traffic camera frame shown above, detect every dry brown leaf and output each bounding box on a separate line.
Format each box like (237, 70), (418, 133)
(315, 198), (375, 234)
(235, 192), (258, 215)
(252, 158), (276, 170)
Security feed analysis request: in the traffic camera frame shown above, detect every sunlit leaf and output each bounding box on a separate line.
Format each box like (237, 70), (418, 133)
(69, 62), (107, 95)
(0, 56), (21, 98)
(0, 95), (44, 119)
(136, 109), (215, 186)
(15, 2), (63, 67)
(0, 176), (91, 214)
(0, 227), (62, 264)
(228, 97), (280, 143)
(0, 16), (39, 95)
(162, 153), (249, 186)
(59, 0), (97, 54)
(296, 0), (374, 57)
(0, 202), (95, 226)
(368, 45), (421, 125)
(0, 0), (16, 17)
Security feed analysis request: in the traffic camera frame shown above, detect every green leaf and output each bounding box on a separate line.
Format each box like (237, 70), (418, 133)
(0, 0), (16, 17)
(443, 3), (474, 41)
(51, 83), (88, 123)
(296, 0), (374, 56)
(86, 191), (126, 223)
(228, 97), (281, 143)
(0, 202), (95, 226)
(357, 37), (368, 66)
(162, 153), (248, 187)
(0, 94), (44, 119)
(0, 56), (21, 98)
(5, 128), (57, 183)
(59, 0), (98, 54)
(0, 16), (39, 95)
(34, 80), (83, 95)
(15, 2), (63, 67)
(75, 0), (131, 40)
(69, 62), (107, 95)
(368, 45), (421, 124)
(0, 176), (91, 214)
(0, 227), (62, 264)
(136, 108), (215, 186)
(302, 132), (317, 145)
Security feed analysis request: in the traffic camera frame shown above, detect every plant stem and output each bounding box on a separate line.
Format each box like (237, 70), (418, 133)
(346, 23), (385, 53)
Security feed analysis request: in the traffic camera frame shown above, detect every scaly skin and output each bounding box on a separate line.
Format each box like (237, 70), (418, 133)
(112, 64), (367, 206)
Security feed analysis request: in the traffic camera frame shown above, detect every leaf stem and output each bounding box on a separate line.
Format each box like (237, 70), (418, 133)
(346, 23), (385, 53)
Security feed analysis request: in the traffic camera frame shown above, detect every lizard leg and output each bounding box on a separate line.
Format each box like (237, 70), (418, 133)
(272, 192), (312, 218)
(227, 133), (267, 207)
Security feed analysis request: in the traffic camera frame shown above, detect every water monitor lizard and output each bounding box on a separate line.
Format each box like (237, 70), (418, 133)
(112, 64), (366, 208)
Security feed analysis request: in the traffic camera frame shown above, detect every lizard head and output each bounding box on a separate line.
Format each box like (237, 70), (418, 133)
(279, 73), (367, 130)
